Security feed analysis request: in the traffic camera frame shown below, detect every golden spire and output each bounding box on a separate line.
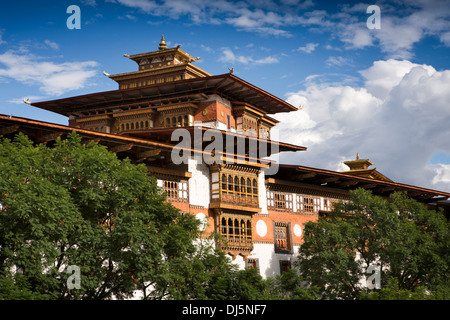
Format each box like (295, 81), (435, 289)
(356, 152), (359, 160)
(158, 35), (167, 50)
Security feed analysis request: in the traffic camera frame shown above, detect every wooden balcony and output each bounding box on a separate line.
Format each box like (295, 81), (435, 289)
(210, 193), (260, 213)
(218, 235), (253, 255)
(217, 214), (254, 256)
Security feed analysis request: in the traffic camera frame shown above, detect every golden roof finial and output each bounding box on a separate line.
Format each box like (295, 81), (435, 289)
(158, 35), (167, 50)
(356, 152), (360, 160)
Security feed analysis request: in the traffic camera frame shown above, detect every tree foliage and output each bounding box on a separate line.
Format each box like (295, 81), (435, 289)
(0, 132), (218, 299)
(297, 188), (449, 299)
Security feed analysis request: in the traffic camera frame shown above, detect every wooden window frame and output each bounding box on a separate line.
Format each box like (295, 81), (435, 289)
(274, 222), (292, 254)
(267, 191), (293, 211)
(219, 172), (259, 207)
(162, 178), (189, 203)
(218, 213), (252, 249)
(279, 260), (291, 274)
(246, 258), (259, 271)
(296, 195), (320, 213)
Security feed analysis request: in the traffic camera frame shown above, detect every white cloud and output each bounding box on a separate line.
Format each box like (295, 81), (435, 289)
(44, 40), (59, 50)
(432, 164), (450, 187)
(218, 47), (279, 65)
(373, 16), (423, 59)
(114, 0), (300, 36)
(325, 56), (348, 67)
(339, 1), (450, 58)
(116, 0), (157, 13)
(275, 59), (450, 191)
(81, 0), (97, 6)
(359, 59), (436, 99)
(110, 0), (450, 55)
(297, 42), (318, 54)
(219, 48), (252, 64)
(118, 14), (138, 20)
(0, 50), (99, 96)
(254, 56), (279, 64)
(440, 31), (450, 46)
(340, 27), (374, 49)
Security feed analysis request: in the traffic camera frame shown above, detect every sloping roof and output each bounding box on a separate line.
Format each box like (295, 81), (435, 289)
(0, 114), (173, 152)
(340, 168), (393, 182)
(30, 74), (298, 117)
(0, 115), (275, 168)
(124, 126), (306, 153)
(267, 164), (450, 202)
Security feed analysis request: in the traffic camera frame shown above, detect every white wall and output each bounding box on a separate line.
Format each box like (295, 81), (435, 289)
(247, 243), (299, 279)
(258, 170), (268, 215)
(188, 158), (210, 207)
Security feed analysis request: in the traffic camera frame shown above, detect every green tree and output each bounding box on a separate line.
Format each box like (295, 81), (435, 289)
(0, 132), (229, 300)
(297, 188), (449, 300)
(267, 268), (320, 300)
(361, 276), (450, 300)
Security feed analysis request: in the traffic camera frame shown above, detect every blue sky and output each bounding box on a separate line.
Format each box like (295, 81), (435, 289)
(1, 0), (450, 192)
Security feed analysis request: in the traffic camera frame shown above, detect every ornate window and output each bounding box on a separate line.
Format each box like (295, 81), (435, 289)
(164, 114), (192, 127)
(323, 198), (337, 211)
(218, 214), (252, 251)
(267, 191), (293, 211)
(119, 119), (153, 132)
(246, 258), (259, 270)
(158, 178), (188, 203)
(274, 222), (292, 253)
(279, 260), (291, 274)
(296, 195), (320, 213)
(218, 172), (258, 208)
(259, 126), (270, 139)
(242, 117), (258, 136)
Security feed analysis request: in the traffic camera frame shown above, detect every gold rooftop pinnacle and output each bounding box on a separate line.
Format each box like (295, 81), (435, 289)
(343, 153), (374, 171)
(158, 35), (167, 50)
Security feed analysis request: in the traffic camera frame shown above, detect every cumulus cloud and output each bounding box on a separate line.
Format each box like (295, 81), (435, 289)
(0, 50), (99, 96)
(432, 164), (450, 187)
(359, 59), (436, 99)
(275, 59), (450, 191)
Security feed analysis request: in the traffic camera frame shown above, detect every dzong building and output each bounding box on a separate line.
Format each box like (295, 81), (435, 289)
(2, 36), (449, 278)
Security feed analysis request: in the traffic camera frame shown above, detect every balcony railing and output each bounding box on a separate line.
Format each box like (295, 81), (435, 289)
(212, 193), (259, 208)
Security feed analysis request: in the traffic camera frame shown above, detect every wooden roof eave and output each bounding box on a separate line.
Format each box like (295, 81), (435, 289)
(0, 115), (276, 168)
(0, 114), (173, 152)
(180, 126), (307, 153)
(269, 164), (450, 200)
(30, 74), (298, 116)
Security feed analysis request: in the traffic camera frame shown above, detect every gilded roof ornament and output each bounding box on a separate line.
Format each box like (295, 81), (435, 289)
(158, 35), (167, 50)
